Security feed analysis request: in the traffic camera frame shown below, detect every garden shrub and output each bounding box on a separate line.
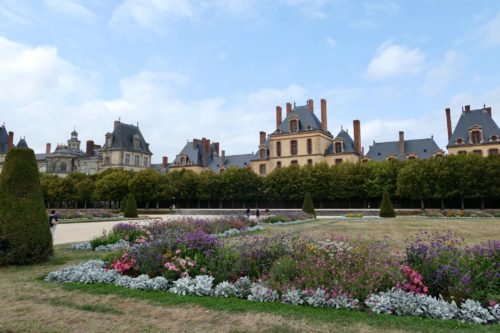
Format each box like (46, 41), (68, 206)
(380, 192), (395, 218)
(120, 195), (128, 213)
(124, 193), (138, 218)
(302, 192), (316, 218)
(0, 148), (53, 265)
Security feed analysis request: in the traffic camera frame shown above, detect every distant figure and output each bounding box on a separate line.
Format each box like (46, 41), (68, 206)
(48, 210), (58, 239)
(265, 207), (270, 214)
(245, 208), (250, 218)
(256, 208), (260, 220)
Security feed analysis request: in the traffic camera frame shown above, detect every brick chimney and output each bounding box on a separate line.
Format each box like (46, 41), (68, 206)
(286, 102), (292, 114)
(162, 156), (168, 168)
(276, 106), (282, 131)
(220, 150), (225, 171)
(464, 105), (471, 113)
(45, 143), (51, 154)
(114, 120), (120, 129)
(85, 140), (94, 157)
(445, 108), (452, 140)
(259, 131), (266, 145)
(7, 131), (14, 150)
(353, 120), (361, 155)
(320, 99), (327, 131)
(213, 142), (219, 156)
(201, 138), (207, 166)
(399, 131), (405, 157)
(307, 99), (314, 112)
(485, 107), (492, 117)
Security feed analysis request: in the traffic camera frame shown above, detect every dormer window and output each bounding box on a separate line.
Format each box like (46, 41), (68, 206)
(180, 156), (187, 166)
(455, 138), (464, 145)
(407, 153), (417, 160)
(490, 135), (498, 142)
(306, 125), (312, 130)
(334, 142), (343, 154)
(289, 119), (298, 133)
(259, 148), (267, 159)
(106, 133), (112, 147)
(470, 130), (482, 144)
(133, 134), (141, 149)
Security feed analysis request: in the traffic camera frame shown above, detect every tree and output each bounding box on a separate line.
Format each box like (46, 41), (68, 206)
(0, 148), (53, 265)
(379, 191), (395, 218)
(302, 192), (316, 218)
(94, 169), (132, 206)
(120, 195), (128, 213)
(129, 169), (162, 208)
(124, 193), (138, 218)
(75, 177), (95, 209)
(397, 159), (432, 210)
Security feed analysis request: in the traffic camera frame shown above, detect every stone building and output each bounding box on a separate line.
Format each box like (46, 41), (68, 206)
(446, 105), (500, 156)
(365, 131), (444, 161)
(250, 99), (362, 175)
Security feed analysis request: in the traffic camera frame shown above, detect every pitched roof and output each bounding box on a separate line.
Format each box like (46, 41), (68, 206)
(208, 153), (253, 172)
(325, 129), (356, 154)
(448, 108), (500, 147)
(172, 139), (218, 166)
(103, 122), (152, 154)
(0, 125), (8, 154)
(52, 145), (85, 156)
(279, 105), (323, 134)
(366, 138), (441, 161)
(16, 138), (28, 148)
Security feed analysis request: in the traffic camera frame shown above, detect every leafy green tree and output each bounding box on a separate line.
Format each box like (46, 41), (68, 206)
(94, 169), (132, 206)
(0, 148), (53, 265)
(198, 170), (222, 208)
(397, 159), (433, 210)
(379, 191), (395, 218)
(306, 162), (334, 208)
(221, 167), (262, 207)
(155, 174), (174, 208)
(75, 177), (95, 209)
(120, 195), (128, 213)
(129, 169), (162, 208)
(302, 192), (316, 217)
(124, 193), (138, 218)
(263, 165), (306, 206)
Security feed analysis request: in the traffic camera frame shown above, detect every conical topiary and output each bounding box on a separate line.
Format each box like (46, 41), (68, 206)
(124, 193), (138, 218)
(302, 192), (316, 218)
(120, 195), (128, 213)
(0, 148), (53, 265)
(379, 191), (396, 218)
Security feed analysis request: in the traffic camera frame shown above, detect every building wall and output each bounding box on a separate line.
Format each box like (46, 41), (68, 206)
(168, 165), (207, 174)
(448, 142), (500, 156)
(100, 150), (151, 172)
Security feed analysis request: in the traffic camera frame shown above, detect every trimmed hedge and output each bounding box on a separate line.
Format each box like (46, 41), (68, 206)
(124, 193), (138, 218)
(380, 192), (396, 218)
(302, 192), (316, 218)
(0, 148), (53, 265)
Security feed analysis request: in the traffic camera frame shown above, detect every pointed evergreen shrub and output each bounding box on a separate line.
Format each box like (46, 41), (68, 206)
(124, 193), (138, 218)
(302, 192), (316, 218)
(120, 195), (128, 213)
(379, 192), (396, 218)
(0, 148), (53, 265)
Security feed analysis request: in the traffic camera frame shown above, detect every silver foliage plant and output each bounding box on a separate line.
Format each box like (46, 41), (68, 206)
(458, 300), (495, 324)
(214, 281), (236, 298)
(247, 284), (279, 303)
(215, 226), (265, 238)
(233, 276), (252, 299)
(68, 240), (130, 252)
(282, 288), (305, 305)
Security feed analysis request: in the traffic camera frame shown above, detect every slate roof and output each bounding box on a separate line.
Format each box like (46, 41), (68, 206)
(366, 138), (442, 161)
(52, 145), (85, 156)
(16, 138), (28, 148)
(448, 108), (500, 147)
(208, 153), (253, 172)
(172, 140), (217, 166)
(325, 129), (357, 154)
(0, 125), (8, 154)
(279, 105), (323, 134)
(102, 122), (152, 155)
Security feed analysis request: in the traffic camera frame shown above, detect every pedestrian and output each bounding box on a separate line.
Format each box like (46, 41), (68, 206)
(265, 207), (269, 214)
(48, 210), (58, 239)
(256, 208), (260, 220)
(245, 207), (250, 219)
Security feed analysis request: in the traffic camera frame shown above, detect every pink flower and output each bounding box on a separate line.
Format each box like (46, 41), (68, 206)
(175, 249), (181, 255)
(188, 261), (195, 267)
(489, 300), (497, 307)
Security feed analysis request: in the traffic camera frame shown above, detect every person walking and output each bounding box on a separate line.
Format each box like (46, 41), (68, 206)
(245, 207), (250, 219)
(48, 210), (58, 239)
(256, 208), (260, 221)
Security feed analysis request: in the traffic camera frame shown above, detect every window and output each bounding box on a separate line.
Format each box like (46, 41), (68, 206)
(291, 160), (298, 166)
(408, 154), (416, 160)
(473, 150), (483, 156)
(180, 156), (186, 166)
(335, 159), (343, 165)
(143, 157), (148, 166)
(260, 149), (266, 159)
(133, 135), (140, 149)
(290, 119), (298, 133)
(276, 161), (282, 168)
(307, 139), (312, 154)
(290, 140), (298, 156)
(259, 164), (266, 175)
(455, 138), (464, 145)
(276, 141), (281, 157)
(334, 142), (342, 153)
(307, 159), (313, 166)
(470, 130), (482, 144)
(488, 149), (499, 156)
(60, 162), (67, 172)
(104, 157), (110, 165)
(134, 155), (140, 166)
(125, 154), (130, 165)
(457, 151), (467, 155)
(490, 135), (498, 142)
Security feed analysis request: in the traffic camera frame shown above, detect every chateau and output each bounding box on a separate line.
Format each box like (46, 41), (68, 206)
(1, 102), (499, 176)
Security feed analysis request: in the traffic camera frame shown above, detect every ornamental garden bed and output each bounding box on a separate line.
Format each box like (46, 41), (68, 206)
(47, 216), (500, 326)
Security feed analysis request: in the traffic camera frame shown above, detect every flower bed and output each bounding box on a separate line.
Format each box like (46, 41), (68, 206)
(260, 212), (313, 224)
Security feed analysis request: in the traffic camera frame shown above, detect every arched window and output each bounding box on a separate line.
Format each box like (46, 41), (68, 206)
(134, 155), (140, 166)
(470, 130), (482, 144)
(334, 142), (342, 153)
(276, 141), (281, 157)
(290, 119), (298, 133)
(307, 139), (312, 154)
(490, 135), (498, 142)
(455, 138), (463, 145)
(124, 154), (130, 165)
(60, 162), (67, 172)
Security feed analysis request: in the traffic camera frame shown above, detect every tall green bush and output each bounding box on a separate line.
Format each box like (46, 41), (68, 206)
(0, 148), (53, 265)
(302, 192), (316, 218)
(120, 195), (128, 213)
(124, 193), (138, 218)
(379, 191), (395, 218)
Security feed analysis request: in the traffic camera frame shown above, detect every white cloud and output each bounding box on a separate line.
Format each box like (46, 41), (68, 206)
(43, 0), (96, 22)
(325, 36), (336, 47)
(362, 1), (399, 16)
(365, 42), (425, 80)
(477, 10), (500, 46)
(421, 50), (462, 96)
(110, 0), (194, 31)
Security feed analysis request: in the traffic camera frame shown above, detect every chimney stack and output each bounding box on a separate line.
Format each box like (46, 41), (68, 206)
(201, 137), (208, 167)
(221, 150), (226, 170)
(399, 131), (405, 157)
(213, 142), (219, 156)
(286, 102), (292, 114)
(162, 156), (168, 168)
(114, 120), (120, 129)
(308, 99), (314, 112)
(259, 131), (266, 145)
(445, 108), (452, 140)
(353, 120), (361, 155)
(485, 107), (492, 117)
(276, 106), (282, 131)
(85, 140), (94, 157)
(464, 105), (471, 113)
(320, 99), (327, 131)
(7, 131), (14, 150)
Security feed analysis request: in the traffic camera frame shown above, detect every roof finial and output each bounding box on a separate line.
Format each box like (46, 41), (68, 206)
(293, 101), (296, 107)
(137, 121), (139, 128)
(341, 125), (343, 130)
(484, 103), (486, 109)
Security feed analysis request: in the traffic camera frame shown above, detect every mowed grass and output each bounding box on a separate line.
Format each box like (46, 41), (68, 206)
(1, 217), (499, 333)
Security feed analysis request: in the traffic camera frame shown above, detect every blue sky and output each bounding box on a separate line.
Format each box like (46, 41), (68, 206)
(1, 0), (500, 162)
